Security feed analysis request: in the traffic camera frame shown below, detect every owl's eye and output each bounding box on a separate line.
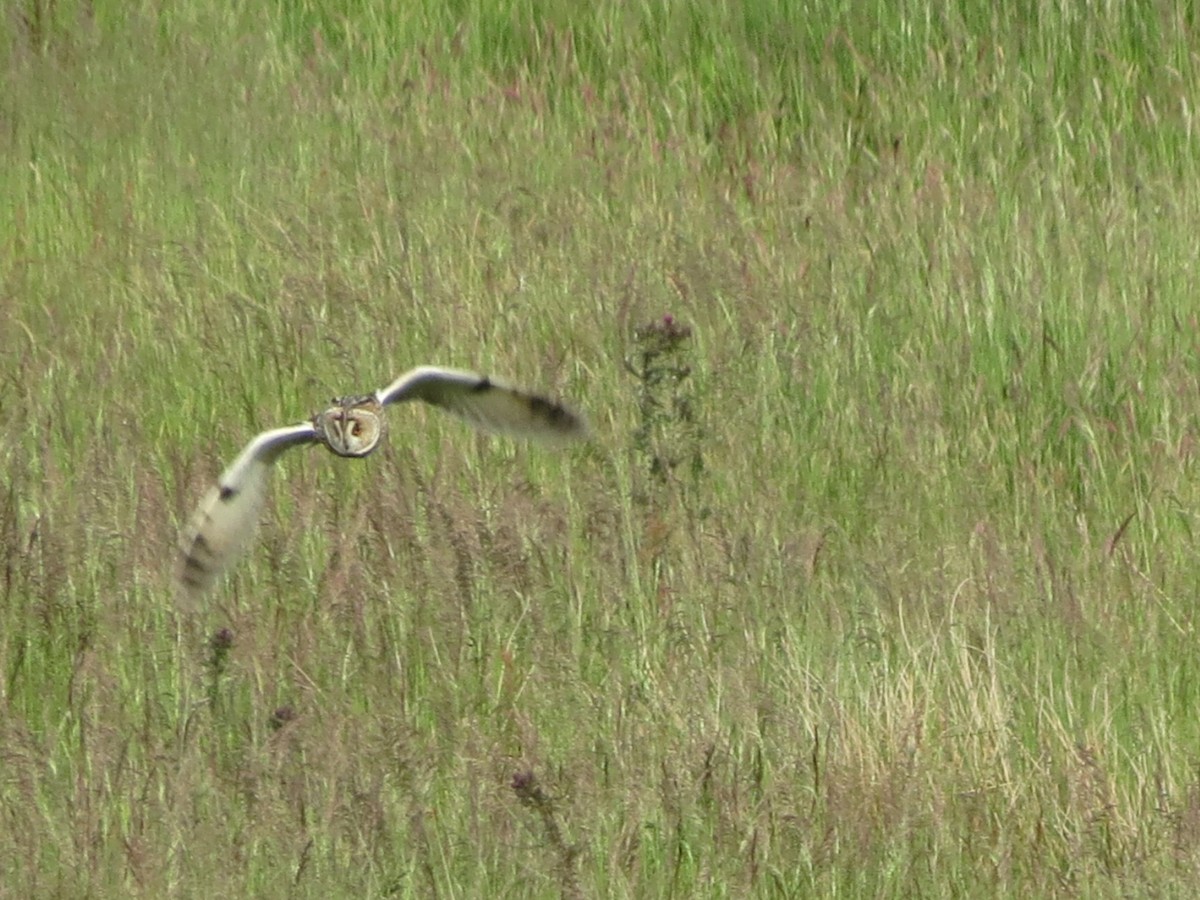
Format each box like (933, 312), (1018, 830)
(350, 421), (363, 436)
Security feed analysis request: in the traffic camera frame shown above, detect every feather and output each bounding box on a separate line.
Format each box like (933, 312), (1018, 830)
(175, 424), (317, 608)
(375, 366), (587, 441)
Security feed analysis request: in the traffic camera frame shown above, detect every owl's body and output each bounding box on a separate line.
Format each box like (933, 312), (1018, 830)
(176, 366), (586, 605)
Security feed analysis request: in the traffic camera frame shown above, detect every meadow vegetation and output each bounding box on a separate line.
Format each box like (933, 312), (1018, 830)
(3, 0), (1200, 895)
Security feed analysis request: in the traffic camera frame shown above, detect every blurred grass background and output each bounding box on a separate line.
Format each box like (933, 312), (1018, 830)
(3, 0), (1200, 895)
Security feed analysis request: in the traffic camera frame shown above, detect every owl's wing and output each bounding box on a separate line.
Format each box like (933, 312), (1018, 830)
(175, 423), (319, 607)
(375, 366), (587, 442)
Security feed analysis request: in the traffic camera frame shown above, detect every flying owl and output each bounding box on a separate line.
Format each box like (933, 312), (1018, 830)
(176, 365), (587, 605)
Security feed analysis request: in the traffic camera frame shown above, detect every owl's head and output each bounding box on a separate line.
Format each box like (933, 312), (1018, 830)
(313, 395), (385, 457)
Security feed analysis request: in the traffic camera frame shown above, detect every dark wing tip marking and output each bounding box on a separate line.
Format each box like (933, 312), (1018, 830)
(189, 532), (216, 557)
(529, 396), (562, 417)
(181, 553), (210, 574)
(179, 562), (209, 587)
(530, 394), (584, 426)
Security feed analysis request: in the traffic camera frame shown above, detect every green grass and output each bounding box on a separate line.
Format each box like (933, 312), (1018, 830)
(4, 0), (1200, 895)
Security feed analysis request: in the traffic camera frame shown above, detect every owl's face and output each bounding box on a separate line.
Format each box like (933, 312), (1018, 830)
(313, 395), (385, 457)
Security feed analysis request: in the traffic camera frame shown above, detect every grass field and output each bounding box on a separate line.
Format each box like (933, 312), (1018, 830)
(4, 1), (1200, 895)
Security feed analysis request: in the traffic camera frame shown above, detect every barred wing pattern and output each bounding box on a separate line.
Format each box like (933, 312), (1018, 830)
(375, 366), (588, 442)
(175, 366), (586, 607)
(176, 424), (318, 605)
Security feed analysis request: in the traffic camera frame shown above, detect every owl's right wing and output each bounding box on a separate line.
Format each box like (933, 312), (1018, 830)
(175, 423), (319, 608)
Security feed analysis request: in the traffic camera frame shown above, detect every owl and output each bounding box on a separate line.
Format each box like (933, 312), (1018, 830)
(176, 365), (587, 604)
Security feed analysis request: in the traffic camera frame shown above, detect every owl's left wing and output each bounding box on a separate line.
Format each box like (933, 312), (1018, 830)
(375, 365), (587, 442)
(175, 422), (319, 608)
